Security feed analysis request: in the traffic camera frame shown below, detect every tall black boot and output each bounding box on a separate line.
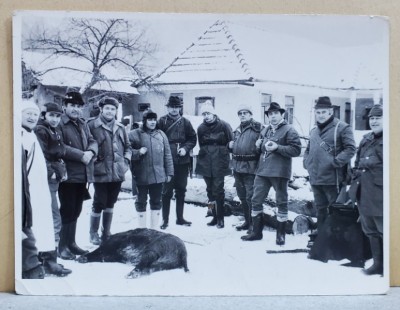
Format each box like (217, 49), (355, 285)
(176, 195), (191, 226)
(57, 223), (75, 260)
(317, 208), (328, 230)
(89, 212), (101, 245)
(40, 250), (72, 277)
(68, 221), (88, 256)
(363, 237), (383, 276)
(241, 213), (263, 241)
(160, 197), (170, 230)
(276, 221), (286, 246)
(216, 199), (224, 229)
(207, 207), (218, 226)
(236, 203), (251, 231)
(101, 208), (113, 243)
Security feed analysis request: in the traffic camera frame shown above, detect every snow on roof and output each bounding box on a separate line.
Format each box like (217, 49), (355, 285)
(22, 51), (139, 94)
(153, 20), (384, 90)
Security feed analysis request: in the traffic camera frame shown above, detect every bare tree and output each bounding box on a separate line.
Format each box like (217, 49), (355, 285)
(24, 18), (157, 98)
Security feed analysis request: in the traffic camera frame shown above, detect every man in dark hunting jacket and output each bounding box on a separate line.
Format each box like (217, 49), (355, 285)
(228, 104), (262, 232)
(242, 102), (301, 245)
(158, 96), (197, 229)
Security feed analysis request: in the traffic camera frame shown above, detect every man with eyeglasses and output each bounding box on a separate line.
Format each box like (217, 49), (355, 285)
(228, 105), (263, 233)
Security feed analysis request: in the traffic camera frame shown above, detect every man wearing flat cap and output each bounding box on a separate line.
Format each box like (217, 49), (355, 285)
(57, 91), (98, 260)
(351, 104), (384, 275)
(87, 97), (132, 245)
(303, 96), (356, 247)
(242, 102), (301, 246)
(157, 96), (197, 229)
(228, 104), (263, 233)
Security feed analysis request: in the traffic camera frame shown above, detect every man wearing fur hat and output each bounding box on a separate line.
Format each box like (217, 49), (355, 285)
(303, 96), (356, 247)
(242, 102), (301, 245)
(157, 96), (197, 229)
(351, 105), (384, 275)
(87, 97), (132, 245)
(196, 101), (233, 228)
(58, 91), (98, 260)
(129, 108), (174, 229)
(228, 104), (263, 232)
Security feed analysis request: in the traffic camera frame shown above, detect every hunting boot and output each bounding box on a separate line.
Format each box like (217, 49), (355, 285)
(216, 199), (225, 229)
(22, 264), (45, 279)
(160, 196), (170, 229)
(101, 208), (113, 243)
(236, 203), (251, 231)
(150, 210), (160, 230)
(137, 211), (147, 228)
(276, 221), (287, 246)
(89, 212), (101, 245)
(176, 195), (191, 226)
(57, 223), (75, 260)
(241, 213), (263, 241)
(207, 205), (218, 226)
(363, 237), (383, 276)
(68, 221), (88, 256)
(40, 250), (72, 277)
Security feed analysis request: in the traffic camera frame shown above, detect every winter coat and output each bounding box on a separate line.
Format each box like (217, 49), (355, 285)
(157, 115), (197, 166)
(59, 114), (98, 183)
(35, 120), (67, 181)
(230, 119), (263, 174)
(255, 120), (301, 179)
(196, 116), (233, 178)
(352, 132), (383, 217)
(128, 127), (174, 185)
(303, 117), (356, 186)
(88, 116), (132, 183)
(22, 145), (32, 229)
(22, 127), (55, 251)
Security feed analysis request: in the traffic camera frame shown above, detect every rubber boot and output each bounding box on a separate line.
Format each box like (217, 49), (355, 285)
(40, 250), (72, 277)
(137, 211), (147, 228)
(57, 223), (76, 260)
(161, 197), (170, 229)
(89, 212), (101, 245)
(176, 195), (191, 226)
(363, 237), (383, 276)
(216, 199), (224, 229)
(276, 221), (286, 246)
(207, 207), (218, 226)
(236, 203), (251, 231)
(150, 210), (160, 230)
(101, 208), (113, 243)
(241, 213), (263, 241)
(68, 221), (88, 256)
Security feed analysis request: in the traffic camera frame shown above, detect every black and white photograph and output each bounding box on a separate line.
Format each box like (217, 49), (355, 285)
(13, 10), (389, 295)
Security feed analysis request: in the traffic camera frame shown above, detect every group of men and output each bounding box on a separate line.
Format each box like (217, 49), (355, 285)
(21, 92), (384, 279)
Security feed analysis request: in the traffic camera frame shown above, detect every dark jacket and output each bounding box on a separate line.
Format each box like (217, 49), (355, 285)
(128, 127), (174, 185)
(353, 132), (383, 217)
(35, 120), (67, 181)
(303, 117), (356, 186)
(255, 120), (301, 179)
(196, 116), (233, 178)
(88, 116), (132, 183)
(59, 114), (98, 183)
(157, 115), (197, 166)
(230, 119), (263, 174)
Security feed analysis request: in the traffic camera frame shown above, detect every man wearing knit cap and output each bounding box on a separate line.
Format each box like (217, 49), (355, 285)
(158, 96), (197, 229)
(196, 100), (233, 228)
(87, 97), (132, 245)
(351, 104), (384, 275)
(242, 102), (301, 245)
(57, 91), (98, 260)
(228, 104), (262, 232)
(303, 96), (356, 248)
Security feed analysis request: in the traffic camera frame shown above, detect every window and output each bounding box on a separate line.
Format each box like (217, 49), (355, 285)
(284, 96), (295, 124)
(261, 93), (272, 124)
(195, 97), (215, 116)
(138, 103), (150, 112)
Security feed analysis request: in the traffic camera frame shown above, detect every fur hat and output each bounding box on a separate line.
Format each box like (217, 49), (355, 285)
(200, 100), (215, 115)
(265, 102), (285, 115)
(142, 108), (158, 122)
(314, 96), (333, 109)
(21, 100), (40, 113)
(368, 105), (383, 117)
(166, 96), (183, 107)
(98, 96), (119, 109)
(43, 102), (63, 114)
(237, 104), (253, 115)
(63, 91), (85, 106)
